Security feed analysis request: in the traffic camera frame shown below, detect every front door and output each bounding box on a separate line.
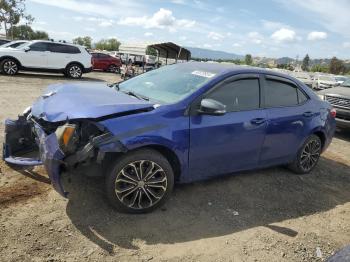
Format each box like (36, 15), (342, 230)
(20, 42), (49, 68)
(189, 75), (267, 180)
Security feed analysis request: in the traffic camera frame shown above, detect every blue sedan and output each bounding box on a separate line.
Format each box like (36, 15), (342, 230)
(3, 62), (336, 213)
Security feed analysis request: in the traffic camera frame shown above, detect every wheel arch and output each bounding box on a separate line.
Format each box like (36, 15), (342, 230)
(102, 143), (182, 182)
(65, 61), (85, 70)
(313, 130), (326, 149)
(0, 56), (22, 67)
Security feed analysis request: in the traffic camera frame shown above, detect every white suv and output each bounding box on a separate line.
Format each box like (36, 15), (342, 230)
(0, 40), (92, 78)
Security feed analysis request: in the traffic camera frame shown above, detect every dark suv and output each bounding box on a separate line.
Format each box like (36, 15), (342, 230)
(318, 78), (350, 129)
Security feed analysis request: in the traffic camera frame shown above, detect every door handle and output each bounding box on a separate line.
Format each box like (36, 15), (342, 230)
(303, 111), (313, 117)
(250, 118), (266, 125)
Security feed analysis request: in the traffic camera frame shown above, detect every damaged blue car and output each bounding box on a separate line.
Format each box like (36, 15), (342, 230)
(3, 62), (336, 213)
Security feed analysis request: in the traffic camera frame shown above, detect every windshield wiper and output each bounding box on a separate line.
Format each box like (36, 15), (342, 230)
(107, 82), (120, 91)
(122, 90), (149, 101)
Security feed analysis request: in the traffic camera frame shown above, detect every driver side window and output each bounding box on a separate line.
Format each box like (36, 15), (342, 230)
(29, 42), (49, 52)
(206, 78), (260, 112)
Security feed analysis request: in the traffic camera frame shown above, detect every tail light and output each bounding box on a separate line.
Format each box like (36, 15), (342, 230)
(330, 108), (336, 118)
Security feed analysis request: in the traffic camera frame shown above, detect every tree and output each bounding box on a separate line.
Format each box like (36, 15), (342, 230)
(0, 0), (33, 39)
(95, 38), (121, 51)
(8, 24), (48, 40)
(329, 57), (345, 75)
(146, 46), (157, 56)
(245, 54), (253, 65)
(310, 64), (329, 73)
(301, 54), (310, 71)
(73, 36), (92, 48)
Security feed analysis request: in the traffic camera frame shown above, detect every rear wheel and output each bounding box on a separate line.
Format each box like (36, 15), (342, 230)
(105, 149), (174, 213)
(66, 64), (83, 78)
(1, 58), (19, 75)
(289, 134), (322, 174)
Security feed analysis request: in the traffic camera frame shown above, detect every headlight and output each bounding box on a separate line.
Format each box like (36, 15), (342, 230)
(317, 94), (325, 100)
(55, 124), (77, 154)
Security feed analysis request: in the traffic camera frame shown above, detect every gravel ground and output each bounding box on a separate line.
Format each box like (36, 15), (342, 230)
(0, 71), (349, 262)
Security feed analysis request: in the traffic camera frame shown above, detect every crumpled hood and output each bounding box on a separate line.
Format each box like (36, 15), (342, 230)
(31, 82), (154, 122)
(318, 86), (350, 97)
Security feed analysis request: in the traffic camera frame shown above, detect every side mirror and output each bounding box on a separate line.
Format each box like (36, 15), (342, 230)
(198, 98), (226, 116)
(24, 46), (30, 52)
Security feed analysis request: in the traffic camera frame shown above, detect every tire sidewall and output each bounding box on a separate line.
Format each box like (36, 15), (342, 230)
(105, 149), (174, 213)
(1, 59), (19, 75)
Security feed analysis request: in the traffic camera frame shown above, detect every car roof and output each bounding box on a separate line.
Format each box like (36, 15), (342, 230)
(178, 61), (298, 80)
(26, 40), (82, 48)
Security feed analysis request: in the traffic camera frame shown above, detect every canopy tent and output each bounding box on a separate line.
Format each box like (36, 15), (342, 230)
(148, 42), (191, 64)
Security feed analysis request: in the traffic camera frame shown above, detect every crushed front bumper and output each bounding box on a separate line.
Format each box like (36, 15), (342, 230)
(3, 118), (67, 197)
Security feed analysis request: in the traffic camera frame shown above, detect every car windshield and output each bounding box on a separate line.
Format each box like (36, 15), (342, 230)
(118, 64), (216, 104)
(319, 75), (335, 81)
(341, 79), (350, 87)
(294, 73), (310, 80)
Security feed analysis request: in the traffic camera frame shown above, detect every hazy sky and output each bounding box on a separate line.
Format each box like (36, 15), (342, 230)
(24, 0), (350, 59)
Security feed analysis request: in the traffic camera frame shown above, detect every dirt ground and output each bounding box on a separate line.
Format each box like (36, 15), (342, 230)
(0, 71), (349, 262)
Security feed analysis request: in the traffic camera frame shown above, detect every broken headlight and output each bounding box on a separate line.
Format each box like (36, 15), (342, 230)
(55, 123), (78, 154)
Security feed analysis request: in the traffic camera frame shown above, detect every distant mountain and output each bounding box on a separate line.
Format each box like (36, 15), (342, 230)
(187, 47), (243, 60)
(275, 57), (295, 65)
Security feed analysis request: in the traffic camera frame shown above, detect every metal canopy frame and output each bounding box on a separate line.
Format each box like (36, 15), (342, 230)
(147, 42), (191, 65)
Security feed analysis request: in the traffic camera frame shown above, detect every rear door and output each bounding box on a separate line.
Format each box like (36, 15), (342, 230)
(47, 43), (80, 69)
(189, 74), (267, 179)
(259, 75), (312, 166)
(97, 53), (111, 70)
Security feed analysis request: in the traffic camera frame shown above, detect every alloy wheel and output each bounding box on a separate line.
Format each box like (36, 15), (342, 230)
(115, 160), (168, 210)
(69, 65), (82, 78)
(300, 139), (321, 172)
(3, 61), (18, 75)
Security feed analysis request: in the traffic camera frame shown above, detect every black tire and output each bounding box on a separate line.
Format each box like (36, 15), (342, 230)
(1, 58), (19, 75)
(288, 134), (322, 174)
(65, 63), (83, 78)
(105, 149), (174, 213)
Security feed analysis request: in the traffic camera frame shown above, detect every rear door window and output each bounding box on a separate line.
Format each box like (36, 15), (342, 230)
(48, 43), (80, 54)
(30, 42), (49, 52)
(264, 79), (298, 107)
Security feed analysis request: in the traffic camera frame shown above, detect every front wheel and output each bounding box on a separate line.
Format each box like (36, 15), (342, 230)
(105, 149), (174, 213)
(108, 64), (119, 73)
(289, 134), (322, 174)
(66, 64), (83, 78)
(1, 58), (19, 75)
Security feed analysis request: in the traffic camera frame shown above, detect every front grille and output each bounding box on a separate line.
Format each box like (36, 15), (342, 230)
(325, 95), (350, 109)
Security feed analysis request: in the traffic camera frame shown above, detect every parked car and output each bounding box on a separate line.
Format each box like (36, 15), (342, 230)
(312, 74), (338, 90)
(0, 39), (10, 45)
(0, 40), (92, 78)
(3, 62), (336, 213)
(335, 75), (348, 85)
(91, 52), (122, 72)
(0, 40), (29, 48)
(291, 71), (313, 88)
(317, 78), (350, 129)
